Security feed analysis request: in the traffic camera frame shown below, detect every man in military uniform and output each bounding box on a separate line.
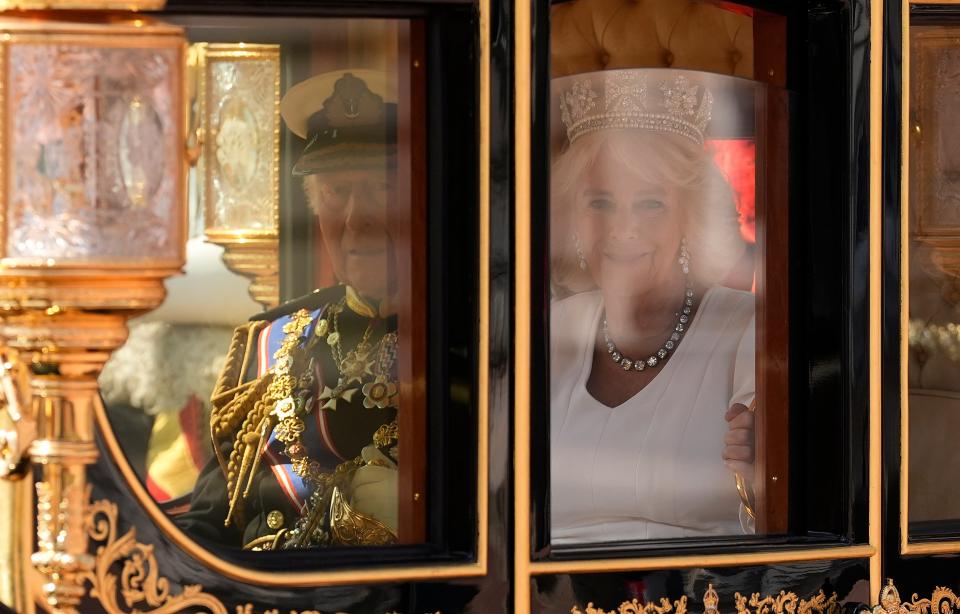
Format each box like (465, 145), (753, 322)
(177, 70), (403, 550)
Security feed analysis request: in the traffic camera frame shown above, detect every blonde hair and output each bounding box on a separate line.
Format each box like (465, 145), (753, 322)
(551, 129), (746, 294)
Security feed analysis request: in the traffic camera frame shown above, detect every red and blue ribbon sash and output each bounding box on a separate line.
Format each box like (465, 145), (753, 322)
(255, 306), (345, 511)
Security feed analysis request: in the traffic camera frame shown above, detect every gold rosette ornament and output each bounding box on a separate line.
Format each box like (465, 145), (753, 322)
(362, 378), (398, 409)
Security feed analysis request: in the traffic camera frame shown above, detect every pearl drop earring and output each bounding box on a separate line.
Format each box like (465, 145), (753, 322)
(678, 237), (690, 275)
(573, 234), (587, 270)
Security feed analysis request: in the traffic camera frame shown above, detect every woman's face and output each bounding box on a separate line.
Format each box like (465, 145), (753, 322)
(574, 146), (685, 298)
(304, 168), (396, 301)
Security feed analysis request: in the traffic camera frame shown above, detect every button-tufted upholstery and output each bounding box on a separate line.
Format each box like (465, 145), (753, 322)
(551, 0), (753, 79)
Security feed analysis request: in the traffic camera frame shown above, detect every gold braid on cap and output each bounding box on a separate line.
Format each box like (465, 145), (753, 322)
(559, 72), (713, 146)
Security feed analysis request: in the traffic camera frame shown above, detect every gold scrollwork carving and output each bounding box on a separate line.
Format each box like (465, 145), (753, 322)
(572, 595), (688, 614)
(81, 495), (442, 614)
(81, 495), (443, 614)
(868, 579), (960, 614)
(572, 583), (840, 614)
(735, 589), (839, 614)
(329, 487), (399, 546)
(85, 497), (227, 614)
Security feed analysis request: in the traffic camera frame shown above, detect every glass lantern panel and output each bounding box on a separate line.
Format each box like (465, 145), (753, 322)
(7, 43), (181, 262)
(204, 47), (280, 232)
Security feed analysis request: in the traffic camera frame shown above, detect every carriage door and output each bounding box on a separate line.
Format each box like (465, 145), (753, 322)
(880, 0), (960, 606)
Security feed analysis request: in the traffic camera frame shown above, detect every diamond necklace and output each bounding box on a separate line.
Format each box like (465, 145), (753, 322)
(602, 278), (696, 372)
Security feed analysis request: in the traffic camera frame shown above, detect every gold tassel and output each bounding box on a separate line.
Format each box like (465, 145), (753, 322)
(243, 417), (272, 498)
(225, 428), (261, 526)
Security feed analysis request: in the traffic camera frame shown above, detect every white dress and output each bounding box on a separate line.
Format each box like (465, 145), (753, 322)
(550, 286), (755, 545)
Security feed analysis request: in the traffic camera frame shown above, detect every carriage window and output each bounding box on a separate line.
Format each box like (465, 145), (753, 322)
(906, 25), (960, 539)
(546, 0), (791, 547)
(96, 14), (479, 560)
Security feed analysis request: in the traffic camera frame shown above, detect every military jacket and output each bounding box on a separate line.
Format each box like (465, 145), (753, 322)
(177, 285), (399, 550)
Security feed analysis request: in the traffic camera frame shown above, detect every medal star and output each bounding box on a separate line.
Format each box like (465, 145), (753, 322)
(273, 357), (292, 376)
(319, 379), (358, 410)
(339, 352), (374, 385)
(271, 397), (296, 420)
(361, 379), (398, 409)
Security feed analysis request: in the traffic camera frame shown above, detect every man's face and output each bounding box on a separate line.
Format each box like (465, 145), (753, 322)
(304, 167), (396, 301)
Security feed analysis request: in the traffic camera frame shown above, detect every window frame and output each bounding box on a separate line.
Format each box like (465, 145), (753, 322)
(513, 2), (879, 610)
(92, 0), (492, 586)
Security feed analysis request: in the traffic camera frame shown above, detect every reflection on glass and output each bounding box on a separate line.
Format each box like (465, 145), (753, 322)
(907, 26), (960, 534)
(101, 20), (423, 552)
(549, 69), (760, 543)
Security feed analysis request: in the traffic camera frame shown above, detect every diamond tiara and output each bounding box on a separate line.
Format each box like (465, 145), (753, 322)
(557, 71), (714, 146)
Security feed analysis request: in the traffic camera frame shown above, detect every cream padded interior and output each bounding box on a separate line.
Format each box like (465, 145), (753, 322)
(551, 0), (753, 78)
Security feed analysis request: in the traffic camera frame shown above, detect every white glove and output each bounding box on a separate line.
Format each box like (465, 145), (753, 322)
(348, 445), (398, 535)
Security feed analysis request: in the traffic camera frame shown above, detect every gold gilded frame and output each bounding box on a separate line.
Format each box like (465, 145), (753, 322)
(899, 0), (960, 557)
(513, 2), (884, 611)
(570, 584), (841, 614)
(93, 3), (491, 587)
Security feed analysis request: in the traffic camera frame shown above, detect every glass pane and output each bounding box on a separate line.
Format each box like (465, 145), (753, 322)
(907, 25), (960, 537)
(7, 43), (181, 261)
(99, 17), (430, 553)
(202, 44), (280, 233)
(547, 0), (790, 546)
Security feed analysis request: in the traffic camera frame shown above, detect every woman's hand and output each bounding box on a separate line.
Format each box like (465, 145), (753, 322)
(348, 445), (399, 535)
(723, 403), (755, 480)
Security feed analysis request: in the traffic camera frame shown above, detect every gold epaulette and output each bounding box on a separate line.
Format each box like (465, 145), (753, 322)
(210, 310), (316, 529)
(211, 321), (269, 403)
(209, 372), (274, 528)
(207, 320), (270, 529)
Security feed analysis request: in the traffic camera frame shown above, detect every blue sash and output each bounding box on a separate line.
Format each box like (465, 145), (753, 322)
(255, 306), (345, 511)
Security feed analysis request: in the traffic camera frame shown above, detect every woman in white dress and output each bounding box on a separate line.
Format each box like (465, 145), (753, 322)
(550, 69), (756, 544)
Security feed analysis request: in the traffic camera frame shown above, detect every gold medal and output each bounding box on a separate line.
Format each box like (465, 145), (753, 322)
(274, 417), (305, 444)
(266, 510), (285, 530)
(340, 352), (374, 384)
(271, 397), (296, 420)
(361, 377), (398, 409)
(314, 319), (329, 337)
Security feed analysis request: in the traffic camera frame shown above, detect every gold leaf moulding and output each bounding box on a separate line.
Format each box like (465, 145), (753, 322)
(869, 579), (960, 614)
(572, 585), (840, 614)
(572, 580), (960, 614)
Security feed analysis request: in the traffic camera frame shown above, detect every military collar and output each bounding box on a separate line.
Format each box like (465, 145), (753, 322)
(344, 285), (396, 319)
